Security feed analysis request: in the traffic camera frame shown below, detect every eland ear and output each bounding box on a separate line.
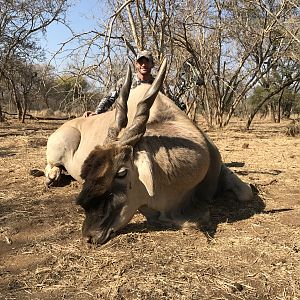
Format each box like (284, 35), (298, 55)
(134, 150), (155, 197)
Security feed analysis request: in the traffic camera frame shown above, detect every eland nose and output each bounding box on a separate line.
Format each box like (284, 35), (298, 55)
(83, 229), (101, 244)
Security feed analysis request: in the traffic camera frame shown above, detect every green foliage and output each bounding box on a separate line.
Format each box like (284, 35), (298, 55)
(54, 76), (89, 98)
(44, 75), (91, 111)
(249, 84), (300, 117)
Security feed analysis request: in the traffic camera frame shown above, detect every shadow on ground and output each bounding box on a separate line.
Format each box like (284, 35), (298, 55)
(114, 188), (267, 242)
(30, 170), (76, 187)
(206, 191), (265, 237)
(0, 149), (16, 157)
(54, 174), (75, 187)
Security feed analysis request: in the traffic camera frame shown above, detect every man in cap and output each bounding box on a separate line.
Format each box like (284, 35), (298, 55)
(83, 50), (155, 117)
(132, 50), (155, 87)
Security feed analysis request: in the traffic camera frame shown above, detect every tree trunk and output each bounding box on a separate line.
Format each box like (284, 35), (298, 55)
(21, 99), (27, 123)
(270, 103), (276, 123)
(0, 90), (4, 122)
(0, 104), (3, 122)
(277, 89), (284, 123)
(10, 80), (23, 120)
(245, 78), (297, 130)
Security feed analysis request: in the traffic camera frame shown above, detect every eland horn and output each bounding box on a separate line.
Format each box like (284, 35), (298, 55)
(120, 57), (167, 146)
(104, 65), (132, 145)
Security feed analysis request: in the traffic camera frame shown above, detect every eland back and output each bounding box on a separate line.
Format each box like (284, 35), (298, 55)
(45, 59), (253, 244)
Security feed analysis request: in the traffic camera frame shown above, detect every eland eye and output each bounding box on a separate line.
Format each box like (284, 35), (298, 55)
(116, 167), (128, 178)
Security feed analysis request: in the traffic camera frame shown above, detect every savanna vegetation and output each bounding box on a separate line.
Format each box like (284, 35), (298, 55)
(1, 2), (300, 299)
(0, 0), (299, 129)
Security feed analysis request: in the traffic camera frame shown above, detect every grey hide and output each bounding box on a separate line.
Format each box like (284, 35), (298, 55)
(45, 59), (253, 243)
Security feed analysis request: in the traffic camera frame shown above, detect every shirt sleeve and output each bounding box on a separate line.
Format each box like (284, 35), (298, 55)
(96, 86), (122, 113)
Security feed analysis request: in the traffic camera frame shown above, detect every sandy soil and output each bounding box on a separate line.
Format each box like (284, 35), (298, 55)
(0, 117), (299, 300)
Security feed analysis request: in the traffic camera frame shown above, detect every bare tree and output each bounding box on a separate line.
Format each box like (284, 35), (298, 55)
(49, 0), (300, 127)
(0, 0), (68, 121)
(168, 0), (299, 127)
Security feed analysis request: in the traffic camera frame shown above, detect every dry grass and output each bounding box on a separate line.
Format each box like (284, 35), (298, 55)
(0, 117), (299, 300)
(286, 118), (300, 137)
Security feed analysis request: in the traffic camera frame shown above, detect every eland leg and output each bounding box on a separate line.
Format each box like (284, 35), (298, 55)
(44, 164), (62, 187)
(45, 126), (81, 187)
(220, 165), (253, 202)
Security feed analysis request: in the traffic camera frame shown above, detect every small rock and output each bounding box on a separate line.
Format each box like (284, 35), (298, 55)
(29, 169), (44, 177)
(231, 282), (243, 292)
(5, 236), (13, 245)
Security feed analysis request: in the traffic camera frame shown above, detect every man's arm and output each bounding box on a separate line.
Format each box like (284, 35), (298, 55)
(83, 78), (124, 117)
(95, 90), (119, 114)
(83, 89), (120, 117)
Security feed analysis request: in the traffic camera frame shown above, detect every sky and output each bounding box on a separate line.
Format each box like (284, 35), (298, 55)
(40, 0), (108, 69)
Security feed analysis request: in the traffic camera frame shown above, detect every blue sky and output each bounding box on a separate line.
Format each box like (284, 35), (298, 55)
(40, 0), (108, 67)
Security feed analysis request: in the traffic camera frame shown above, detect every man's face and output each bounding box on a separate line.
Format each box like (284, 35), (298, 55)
(135, 57), (153, 76)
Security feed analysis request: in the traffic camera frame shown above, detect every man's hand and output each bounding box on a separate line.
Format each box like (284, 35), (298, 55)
(83, 111), (97, 118)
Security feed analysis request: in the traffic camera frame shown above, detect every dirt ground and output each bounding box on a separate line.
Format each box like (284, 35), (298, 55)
(0, 117), (299, 300)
